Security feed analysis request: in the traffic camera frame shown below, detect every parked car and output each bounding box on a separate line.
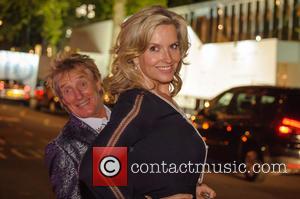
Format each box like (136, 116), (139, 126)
(191, 85), (300, 181)
(0, 79), (31, 104)
(29, 80), (64, 113)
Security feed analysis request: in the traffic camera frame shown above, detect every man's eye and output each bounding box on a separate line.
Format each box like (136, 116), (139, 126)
(81, 82), (87, 87)
(63, 88), (70, 94)
(79, 80), (88, 88)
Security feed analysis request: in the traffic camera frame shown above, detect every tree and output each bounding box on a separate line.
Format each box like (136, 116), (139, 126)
(126, 0), (167, 15)
(0, 0), (113, 52)
(0, 0), (43, 50)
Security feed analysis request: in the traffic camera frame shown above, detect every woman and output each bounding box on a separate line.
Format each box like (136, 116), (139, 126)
(79, 6), (216, 199)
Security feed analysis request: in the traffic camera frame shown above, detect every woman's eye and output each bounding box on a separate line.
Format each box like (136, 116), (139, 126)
(149, 46), (159, 52)
(171, 43), (179, 49)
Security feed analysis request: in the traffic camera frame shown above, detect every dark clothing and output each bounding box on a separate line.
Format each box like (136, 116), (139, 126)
(79, 89), (207, 199)
(45, 115), (99, 199)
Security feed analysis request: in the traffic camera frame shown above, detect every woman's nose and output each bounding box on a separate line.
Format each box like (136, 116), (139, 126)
(162, 49), (173, 63)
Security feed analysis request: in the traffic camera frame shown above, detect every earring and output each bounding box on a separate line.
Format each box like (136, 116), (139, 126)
(134, 64), (138, 70)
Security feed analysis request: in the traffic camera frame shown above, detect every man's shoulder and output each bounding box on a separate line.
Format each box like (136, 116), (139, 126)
(45, 119), (83, 158)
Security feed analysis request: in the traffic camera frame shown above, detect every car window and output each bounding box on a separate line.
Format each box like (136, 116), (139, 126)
(284, 93), (300, 119)
(259, 94), (279, 119)
(231, 92), (257, 115)
(209, 92), (234, 114)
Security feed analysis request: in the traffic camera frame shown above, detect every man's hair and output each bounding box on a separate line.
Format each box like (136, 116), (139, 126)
(104, 5), (189, 100)
(46, 53), (101, 98)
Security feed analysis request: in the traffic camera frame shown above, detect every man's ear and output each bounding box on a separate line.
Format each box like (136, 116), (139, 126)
(60, 97), (67, 107)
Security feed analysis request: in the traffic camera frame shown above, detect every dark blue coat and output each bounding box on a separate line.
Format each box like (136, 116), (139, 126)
(79, 89), (207, 199)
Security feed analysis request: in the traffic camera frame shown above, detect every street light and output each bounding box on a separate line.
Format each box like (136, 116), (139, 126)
(76, 4), (95, 19)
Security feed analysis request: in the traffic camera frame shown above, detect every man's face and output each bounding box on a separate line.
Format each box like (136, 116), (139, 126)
(57, 66), (103, 118)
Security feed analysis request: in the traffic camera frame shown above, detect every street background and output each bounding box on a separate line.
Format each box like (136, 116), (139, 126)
(0, 101), (299, 199)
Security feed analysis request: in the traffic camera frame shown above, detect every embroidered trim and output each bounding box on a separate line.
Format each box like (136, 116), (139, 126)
(107, 93), (144, 199)
(109, 186), (125, 199)
(107, 94), (143, 147)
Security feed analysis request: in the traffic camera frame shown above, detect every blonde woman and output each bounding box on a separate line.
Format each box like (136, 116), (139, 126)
(79, 6), (216, 199)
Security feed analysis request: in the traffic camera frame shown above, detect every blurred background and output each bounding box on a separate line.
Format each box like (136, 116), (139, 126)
(0, 0), (299, 198)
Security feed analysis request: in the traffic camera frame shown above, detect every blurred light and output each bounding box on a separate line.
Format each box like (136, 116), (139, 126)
(202, 122), (209, 130)
(217, 8), (223, 15)
(87, 4), (95, 11)
(261, 146), (266, 151)
(276, 0), (281, 6)
(204, 101), (210, 108)
(218, 24), (223, 30)
(190, 115), (196, 121)
(278, 125), (292, 134)
(245, 131), (251, 136)
(76, 4), (95, 19)
(226, 125), (232, 132)
(87, 11), (95, 19)
(10, 47), (16, 51)
(29, 49), (34, 54)
(282, 118), (300, 129)
(66, 28), (72, 38)
(35, 89), (44, 97)
(76, 4), (87, 18)
(256, 35), (262, 41)
(186, 113), (191, 119)
(241, 136), (248, 142)
(34, 44), (42, 55)
(282, 74), (287, 80)
(54, 96), (60, 102)
(0, 81), (4, 90)
(103, 93), (110, 103)
(47, 47), (53, 57)
(24, 85), (31, 92)
(7, 89), (24, 97)
(0, 20), (3, 26)
(64, 46), (71, 52)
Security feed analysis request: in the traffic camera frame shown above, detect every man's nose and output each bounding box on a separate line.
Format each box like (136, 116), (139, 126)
(73, 88), (84, 99)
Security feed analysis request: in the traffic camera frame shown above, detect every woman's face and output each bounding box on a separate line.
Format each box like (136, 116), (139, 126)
(136, 24), (181, 90)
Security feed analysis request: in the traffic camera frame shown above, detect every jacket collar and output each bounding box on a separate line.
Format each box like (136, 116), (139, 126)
(67, 114), (99, 145)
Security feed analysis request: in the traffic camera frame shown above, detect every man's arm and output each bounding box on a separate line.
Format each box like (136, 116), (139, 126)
(45, 142), (81, 199)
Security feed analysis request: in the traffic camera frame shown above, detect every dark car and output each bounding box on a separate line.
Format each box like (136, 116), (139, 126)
(191, 86), (300, 180)
(29, 80), (64, 113)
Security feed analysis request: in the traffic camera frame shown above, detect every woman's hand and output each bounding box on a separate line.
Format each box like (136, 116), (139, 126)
(196, 183), (216, 199)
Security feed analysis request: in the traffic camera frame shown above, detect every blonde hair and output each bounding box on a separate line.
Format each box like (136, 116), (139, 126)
(46, 53), (101, 98)
(104, 5), (189, 100)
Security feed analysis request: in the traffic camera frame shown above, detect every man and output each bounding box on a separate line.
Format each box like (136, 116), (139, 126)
(45, 53), (110, 199)
(45, 53), (215, 199)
